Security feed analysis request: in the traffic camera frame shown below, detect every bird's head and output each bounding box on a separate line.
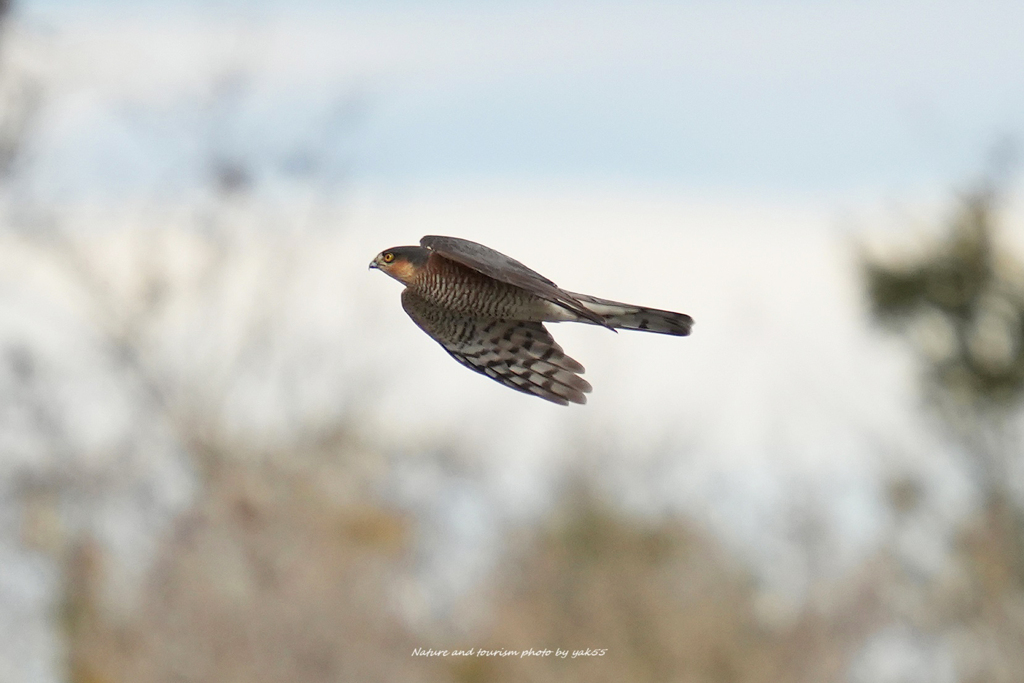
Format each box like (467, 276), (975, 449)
(369, 245), (430, 285)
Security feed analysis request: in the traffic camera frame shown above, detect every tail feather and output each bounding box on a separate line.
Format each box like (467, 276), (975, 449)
(567, 292), (693, 336)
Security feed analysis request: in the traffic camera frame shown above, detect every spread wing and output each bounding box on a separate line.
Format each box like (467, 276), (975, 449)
(402, 289), (592, 406)
(420, 235), (610, 328)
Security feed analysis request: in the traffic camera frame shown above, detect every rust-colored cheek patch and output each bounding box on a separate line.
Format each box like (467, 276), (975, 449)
(385, 259), (420, 285)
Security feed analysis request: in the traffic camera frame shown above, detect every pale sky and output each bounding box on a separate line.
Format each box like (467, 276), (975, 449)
(11, 0), (1024, 201)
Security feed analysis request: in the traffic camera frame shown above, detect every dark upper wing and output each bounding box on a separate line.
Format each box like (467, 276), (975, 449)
(401, 289), (592, 406)
(420, 235), (611, 328)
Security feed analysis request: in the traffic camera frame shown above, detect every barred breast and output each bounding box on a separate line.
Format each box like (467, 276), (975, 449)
(412, 254), (557, 321)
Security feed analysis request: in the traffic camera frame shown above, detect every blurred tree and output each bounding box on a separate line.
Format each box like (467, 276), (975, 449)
(0, 0), (13, 178)
(0, 0), (42, 184)
(0, 11), (369, 682)
(865, 190), (1023, 401)
(62, 456), (425, 683)
(863, 179), (1024, 488)
(862, 172), (1024, 681)
(448, 487), (876, 683)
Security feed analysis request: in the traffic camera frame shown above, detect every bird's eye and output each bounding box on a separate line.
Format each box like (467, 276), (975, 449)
(382, 252), (395, 263)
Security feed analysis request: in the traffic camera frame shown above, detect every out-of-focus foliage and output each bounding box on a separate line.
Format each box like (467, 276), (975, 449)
(61, 469), (882, 683)
(862, 179), (1024, 682)
(862, 180), (1024, 497)
(53, 450), (1024, 683)
(63, 452), (429, 683)
(452, 488), (868, 683)
(863, 187), (1024, 408)
(0, 0), (41, 182)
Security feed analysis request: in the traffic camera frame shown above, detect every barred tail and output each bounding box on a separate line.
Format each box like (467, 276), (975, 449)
(567, 292), (693, 336)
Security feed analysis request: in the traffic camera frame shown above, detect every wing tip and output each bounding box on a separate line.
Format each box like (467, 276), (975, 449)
(542, 390), (587, 406)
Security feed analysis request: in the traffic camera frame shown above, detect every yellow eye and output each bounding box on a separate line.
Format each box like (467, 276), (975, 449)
(382, 252), (395, 263)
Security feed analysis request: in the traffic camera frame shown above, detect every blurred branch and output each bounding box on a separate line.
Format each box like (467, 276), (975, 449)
(3, 52), (364, 464)
(455, 484), (875, 683)
(863, 182), (1024, 411)
(861, 169), (1024, 589)
(0, 0), (43, 184)
(61, 458), (420, 683)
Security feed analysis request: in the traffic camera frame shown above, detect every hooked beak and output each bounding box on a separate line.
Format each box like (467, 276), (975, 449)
(368, 257), (379, 270)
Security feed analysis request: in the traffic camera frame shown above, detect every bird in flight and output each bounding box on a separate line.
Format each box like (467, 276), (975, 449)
(370, 235), (692, 405)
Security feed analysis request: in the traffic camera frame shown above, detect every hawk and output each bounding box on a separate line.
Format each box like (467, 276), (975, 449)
(370, 235), (692, 405)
